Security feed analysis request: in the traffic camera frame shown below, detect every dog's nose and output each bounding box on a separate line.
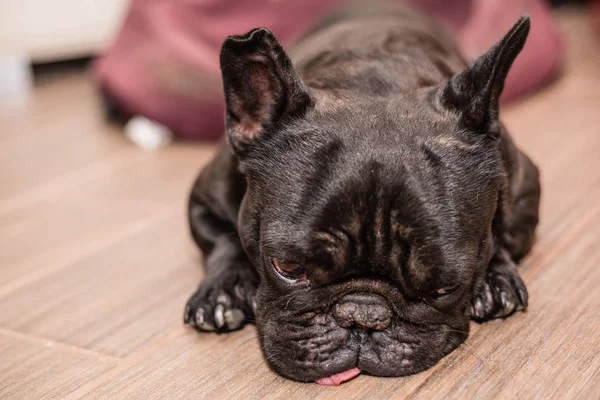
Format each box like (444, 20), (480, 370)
(334, 293), (392, 331)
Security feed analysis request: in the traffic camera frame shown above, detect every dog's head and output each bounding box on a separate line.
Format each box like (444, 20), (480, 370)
(219, 18), (530, 382)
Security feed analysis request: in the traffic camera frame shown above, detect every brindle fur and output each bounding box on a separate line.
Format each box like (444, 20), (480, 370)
(184, 1), (540, 381)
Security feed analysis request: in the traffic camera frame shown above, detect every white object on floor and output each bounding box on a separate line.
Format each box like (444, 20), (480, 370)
(0, 56), (32, 110)
(124, 116), (174, 151)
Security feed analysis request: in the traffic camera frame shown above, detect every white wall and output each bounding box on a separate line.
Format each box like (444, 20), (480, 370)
(0, 0), (128, 62)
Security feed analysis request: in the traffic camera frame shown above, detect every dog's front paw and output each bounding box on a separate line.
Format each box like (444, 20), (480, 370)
(183, 267), (258, 333)
(471, 253), (528, 321)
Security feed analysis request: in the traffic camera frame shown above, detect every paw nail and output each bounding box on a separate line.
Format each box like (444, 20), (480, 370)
(500, 292), (508, 309)
(496, 292), (515, 317)
(199, 322), (216, 331)
(195, 308), (205, 326)
(224, 309), (245, 330)
(484, 289), (493, 306)
(474, 299), (484, 319)
(251, 298), (258, 314)
(234, 285), (245, 300)
(183, 305), (191, 324)
(216, 292), (232, 307)
(518, 288), (529, 306)
(214, 304), (225, 328)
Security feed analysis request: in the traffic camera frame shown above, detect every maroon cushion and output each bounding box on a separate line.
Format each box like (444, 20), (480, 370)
(95, 0), (563, 140)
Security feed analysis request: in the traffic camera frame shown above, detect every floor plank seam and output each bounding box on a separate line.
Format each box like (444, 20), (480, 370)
(0, 149), (141, 217)
(81, 271), (195, 354)
(0, 327), (119, 363)
(524, 200), (600, 283)
(62, 327), (187, 400)
(0, 203), (182, 300)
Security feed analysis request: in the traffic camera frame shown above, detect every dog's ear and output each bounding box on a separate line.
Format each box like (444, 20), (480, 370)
(440, 16), (530, 137)
(220, 28), (312, 154)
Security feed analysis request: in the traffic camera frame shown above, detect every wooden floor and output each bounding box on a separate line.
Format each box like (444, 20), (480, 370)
(1, 9), (599, 400)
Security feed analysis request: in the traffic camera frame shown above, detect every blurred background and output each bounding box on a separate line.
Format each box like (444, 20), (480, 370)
(1, 0), (127, 63)
(1, 1), (600, 398)
(1, 0), (598, 146)
(1, 0), (127, 108)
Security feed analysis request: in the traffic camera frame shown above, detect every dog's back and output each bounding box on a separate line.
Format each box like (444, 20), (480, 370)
(290, 1), (467, 95)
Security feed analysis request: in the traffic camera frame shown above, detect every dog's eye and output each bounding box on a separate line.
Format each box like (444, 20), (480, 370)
(431, 284), (460, 298)
(271, 258), (307, 281)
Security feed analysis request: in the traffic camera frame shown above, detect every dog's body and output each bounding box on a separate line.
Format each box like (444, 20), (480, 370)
(184, 2), (540, 383)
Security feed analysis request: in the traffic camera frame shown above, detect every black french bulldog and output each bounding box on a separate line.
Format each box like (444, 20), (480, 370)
(183, 1), (540, 384)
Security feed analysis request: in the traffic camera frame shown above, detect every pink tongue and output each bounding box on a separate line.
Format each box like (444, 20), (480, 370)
(315, 367), (361, 386)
